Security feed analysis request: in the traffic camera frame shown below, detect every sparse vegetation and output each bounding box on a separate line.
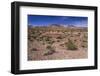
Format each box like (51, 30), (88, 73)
(57, 40), (60, 42)
(44, 46), (56, 56)
(81, 41), (87, 48)
(28, 24), (88, 60)
(66, 39), (78, 50)
(57, 36), (63, 39)
(31, 48), (38, 52)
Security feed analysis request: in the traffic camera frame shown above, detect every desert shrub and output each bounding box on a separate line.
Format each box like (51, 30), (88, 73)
(57, 40), (60, 42)
(70, 35), (73, 37)
(45, 36), (51, 41)
(48, 41), (55, 44)
(66, 39), (78, 50)
(44, 46), (56, 56)
(84, 34), (88, 38)
(39, 36), (45, 40)
(28, 56), (33, 60)
(83, 39), (87, 42)
(44, 50), (54, 56)
(57, 36), (63, 39)
(42, 42), (45, 45)
(47, 46), (55, 52)
(29, 33), (39, 40)
(81, 45), (86, 48)
(43, 37), (54, 44)
(31, 48), (38, 52)
(81, 43), (87, 48)
(60, 44), (65, 47)
(74, 39), (77, 41)
(28, 34), (36, 41)
(62, 31), (65, 34)
(46, 45), (52, 50)
(78, 32), (81, 35)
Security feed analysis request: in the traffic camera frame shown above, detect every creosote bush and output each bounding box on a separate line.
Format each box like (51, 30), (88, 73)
(66, 39), (78, 50)
(44, 45), (56, 56)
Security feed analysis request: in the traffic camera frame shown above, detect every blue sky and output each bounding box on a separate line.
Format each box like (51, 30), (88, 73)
(28, 15), (88, 27)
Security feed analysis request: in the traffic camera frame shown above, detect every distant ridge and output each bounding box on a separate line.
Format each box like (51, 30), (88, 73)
(28, 24), (87, 28)
(67, 25), (76, 27)
(49, 24), (76, 28)
(49, 24), (63, 27)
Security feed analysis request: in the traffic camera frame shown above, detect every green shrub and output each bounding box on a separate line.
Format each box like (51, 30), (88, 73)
(48, 41), (55, 44)
(31, 48), (38, 52)
(84, 34), (87, 38)
(82, 39), (87, 42)
(57, 40), (60, 42)
(81, 43), (87, 48)
(46, 45), (55, 52)
(46, 45), (52, 50)
(66, 39), (77, 50)
(44, 46), (55, 56)
(45, 36), (50, 41)
(57, 36), (62, 39)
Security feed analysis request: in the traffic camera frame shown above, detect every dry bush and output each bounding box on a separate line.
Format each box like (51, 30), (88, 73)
(66, 39), (78, 50)
(44, 46), (56, 56)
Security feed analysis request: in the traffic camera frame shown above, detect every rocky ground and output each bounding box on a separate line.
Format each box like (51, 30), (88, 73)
(28, 26), (88, 61)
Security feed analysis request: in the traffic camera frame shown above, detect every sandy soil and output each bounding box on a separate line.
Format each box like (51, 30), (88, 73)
(28, 26), (88, 61)
(28, 40), (88, 61)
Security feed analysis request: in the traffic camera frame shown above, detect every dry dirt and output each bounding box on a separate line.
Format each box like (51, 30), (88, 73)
(28, 26), (88, 61)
